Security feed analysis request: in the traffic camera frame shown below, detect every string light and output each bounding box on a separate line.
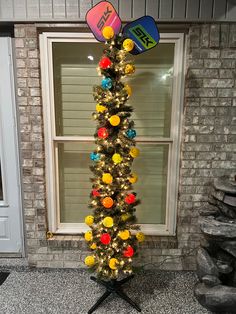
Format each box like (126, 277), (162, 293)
(85, 32), (142, 279)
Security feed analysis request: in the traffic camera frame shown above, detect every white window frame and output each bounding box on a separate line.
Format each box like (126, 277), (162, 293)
(40, 32), (184, 236)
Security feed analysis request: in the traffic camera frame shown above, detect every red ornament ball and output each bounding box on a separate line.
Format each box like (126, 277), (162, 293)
(98, 127), (108, 139)
(92, 189), (100, 197)
(100, 233), (111, 245)
(99, 57), (112, 69)
(123, 245), (134, 258)
(125, 193), (136, 204)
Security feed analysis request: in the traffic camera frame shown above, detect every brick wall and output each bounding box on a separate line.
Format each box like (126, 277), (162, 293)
(15, 25), (46, 264)
(178, 23), (236, 262)
(14, 23), (236, 270)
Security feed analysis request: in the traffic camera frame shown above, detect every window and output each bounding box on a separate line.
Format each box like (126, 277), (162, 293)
(40, 32), (184, 235)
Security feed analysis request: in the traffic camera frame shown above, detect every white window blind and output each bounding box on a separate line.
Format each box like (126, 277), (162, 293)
(58, 142), (93, 223)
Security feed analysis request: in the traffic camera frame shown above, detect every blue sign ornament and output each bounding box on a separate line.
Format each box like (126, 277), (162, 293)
(122, 16), (160, 55)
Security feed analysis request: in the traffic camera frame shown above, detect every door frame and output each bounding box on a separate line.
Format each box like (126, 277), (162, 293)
(0, 35), (25, 257)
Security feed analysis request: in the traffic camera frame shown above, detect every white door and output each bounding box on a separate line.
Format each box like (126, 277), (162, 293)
(0, 37), (23, 254)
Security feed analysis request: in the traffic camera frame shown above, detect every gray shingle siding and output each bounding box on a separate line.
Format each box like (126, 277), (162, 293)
(0, 0), (236, 22)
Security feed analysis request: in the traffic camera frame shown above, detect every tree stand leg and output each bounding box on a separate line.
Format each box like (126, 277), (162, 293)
(88, 275), (141, 314)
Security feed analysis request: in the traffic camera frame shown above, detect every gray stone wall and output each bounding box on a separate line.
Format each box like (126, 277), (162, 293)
(14, 23), (236, 270)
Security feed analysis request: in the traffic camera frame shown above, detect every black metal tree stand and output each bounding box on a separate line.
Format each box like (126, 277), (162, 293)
(88, 274), (141, 314)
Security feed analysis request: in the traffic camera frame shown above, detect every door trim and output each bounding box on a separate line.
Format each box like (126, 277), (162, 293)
(0, 36), (25, 256)
(10, 37), (26, 257)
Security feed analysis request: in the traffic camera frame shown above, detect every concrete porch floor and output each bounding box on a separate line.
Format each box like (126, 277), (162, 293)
(0, 268), (211, 314)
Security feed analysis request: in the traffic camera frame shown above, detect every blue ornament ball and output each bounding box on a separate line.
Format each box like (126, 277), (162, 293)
(101, 77), (113, 89)
(126, 129), (136, 139)
(90, 152), (100, 162)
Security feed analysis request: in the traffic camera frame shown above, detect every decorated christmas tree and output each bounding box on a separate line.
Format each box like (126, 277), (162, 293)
(83, 2), (159, 312)
(84, 25), (145, 279)
(83, 0), (160, 284)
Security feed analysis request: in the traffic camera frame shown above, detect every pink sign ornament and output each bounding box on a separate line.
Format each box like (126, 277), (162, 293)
(86, 1), (122, 42)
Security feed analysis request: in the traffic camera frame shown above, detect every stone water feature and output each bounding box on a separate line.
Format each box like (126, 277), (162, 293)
(194, 176), (236, 313)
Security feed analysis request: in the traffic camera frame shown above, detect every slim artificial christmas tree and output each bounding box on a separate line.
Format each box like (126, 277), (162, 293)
(83, 2), (159, 312)
(84, 26), (145, 278)
(84, 26), (145, 313)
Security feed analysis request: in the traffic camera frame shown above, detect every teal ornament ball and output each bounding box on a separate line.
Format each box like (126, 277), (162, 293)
(101, 77), (113, 89)
(90, 152), (100, 162)
(126, 129), (136, 139)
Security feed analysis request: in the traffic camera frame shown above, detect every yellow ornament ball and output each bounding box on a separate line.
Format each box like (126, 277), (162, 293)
(103, 216), (114, 228)
(109, 258), (119, 270)
(96, 104), (107, 113)
(112, 153), (123, 164)
(125, 64), (135, 75)
(85, 255), (95, 267)
(121, 213), (131, 222)
(84, 230), (93, 242)
(90, 243), (97, 250)
(129, 173), (138, 184)
(102, 26), (114, 40)
(124, 84), (132, 97)
(109, 115), (120, 126)
(130, 147), (140, 158)
(136, 232), (145, 242)
(85, 215), (94, 226)
(123, 38), (134, 52)
(102, 173), (113, 184)
(118, 230), (130, 240)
